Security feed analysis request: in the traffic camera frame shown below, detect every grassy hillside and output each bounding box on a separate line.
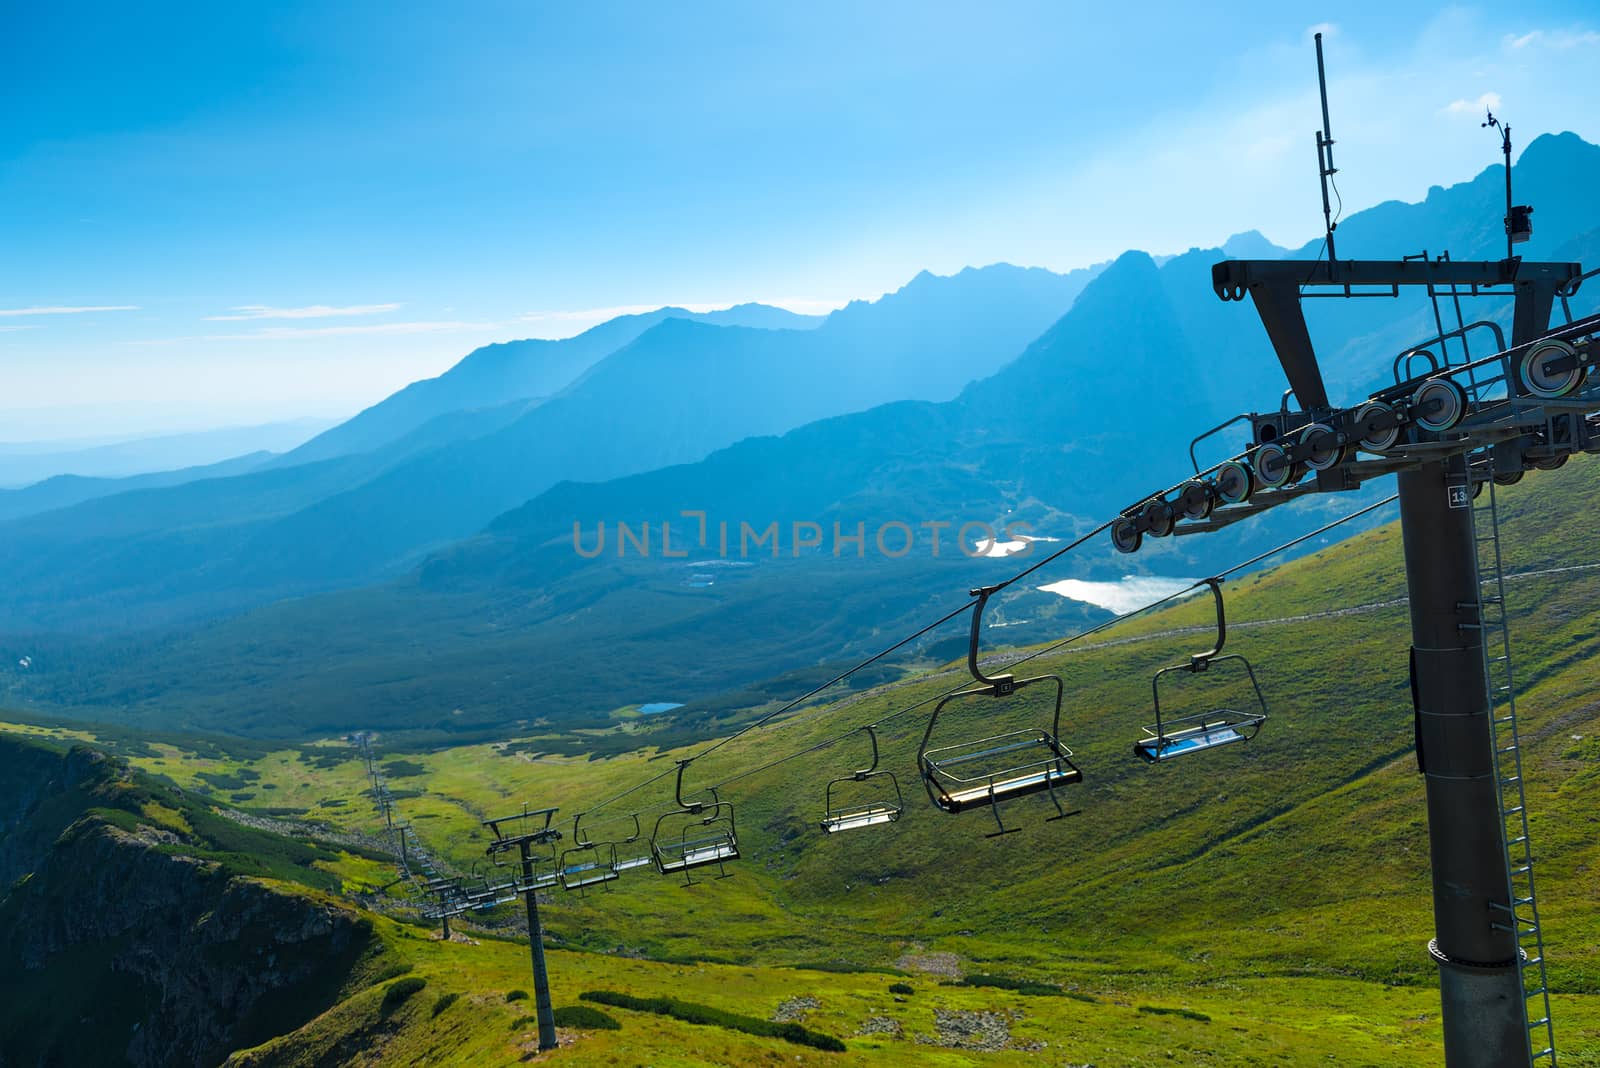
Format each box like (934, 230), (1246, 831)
(11, 453), (1600, 1064)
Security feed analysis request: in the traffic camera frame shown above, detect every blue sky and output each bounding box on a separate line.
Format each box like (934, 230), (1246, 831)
(3, 2), (1599, 439)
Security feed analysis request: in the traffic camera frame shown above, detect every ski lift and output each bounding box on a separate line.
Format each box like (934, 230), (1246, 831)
(1134, 578), (1267, 762)
(651, 760), (739, 884)
(819, 725), (905, 833)
(559, 813), (621, 893)
(918, 585), (1082, 836)
(592, 812), (653, 873)
(559, 840), (618, 894)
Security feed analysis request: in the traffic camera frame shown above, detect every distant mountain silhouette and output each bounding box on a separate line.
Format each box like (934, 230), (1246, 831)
(282, 303), (822, 465)
(1221, 230), (1288, 259)
(25, 134), (1599, 733)
(0, 419), (333, 487)
(0, 451), (272, 522)
(0, 264), (1097, 629)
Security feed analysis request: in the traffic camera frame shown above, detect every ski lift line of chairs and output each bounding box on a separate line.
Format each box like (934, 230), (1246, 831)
(820, 725), (905, 833)
(1133, 577), (1267, 763)
(650, 760), (739, 884)
(917, 585), (1083, 837)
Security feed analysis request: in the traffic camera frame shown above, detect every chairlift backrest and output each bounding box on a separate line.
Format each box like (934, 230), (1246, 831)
(917, 586), (1082, 835)
(650, 761), (740, 881)
(559, 839), (620, 892)
(821, 725), (905, 833)
(1134, 578), (1268, 763)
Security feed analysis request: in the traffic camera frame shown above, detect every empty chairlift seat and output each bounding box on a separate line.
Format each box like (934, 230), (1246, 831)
(918, 585), (1083, 836)
(650, 761), (740, 883)
(1133, 577), (1268, 763)
(922, 720), (1081, 812)
(566, 812), (648, 883)
(558, 841), (619, 892)
(820, 725), (906, 833)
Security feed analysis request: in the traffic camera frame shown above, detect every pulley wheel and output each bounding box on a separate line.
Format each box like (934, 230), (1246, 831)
(1253, 442), (1303, 489)
(1531, 453), (1569, 471)
(1299, 423), (1346, 471)
(1111, 516), (1142, 554)
(1176, 480), (1214, 521)
(1142, 498), (1175, 538)
(1411, 379), (1467, 433)
(1214, 460), (1254, 505)
(1493, 468), (1524, 486)
(1353, 401), (1400, 452)
(1518, 339), (1585, 399)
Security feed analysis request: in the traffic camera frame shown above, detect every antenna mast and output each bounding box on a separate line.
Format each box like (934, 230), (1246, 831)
(1484, 110), (1532, 262)
(1314, 31), (1339, 270)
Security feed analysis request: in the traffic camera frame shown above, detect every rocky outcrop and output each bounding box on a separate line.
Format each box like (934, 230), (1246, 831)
(0, 737), (382, 1068)
(0, 739), (113, 885)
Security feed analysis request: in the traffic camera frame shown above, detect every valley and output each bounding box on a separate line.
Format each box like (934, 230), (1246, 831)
(6, 456), (1599, 1064)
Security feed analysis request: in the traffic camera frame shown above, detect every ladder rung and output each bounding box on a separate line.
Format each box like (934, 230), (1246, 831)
(1500, 744), (1519, 754)
(1527, 1017), (1550, 1029)
(1512, 864), (1532, 876)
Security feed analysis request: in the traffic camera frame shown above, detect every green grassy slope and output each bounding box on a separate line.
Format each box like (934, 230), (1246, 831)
(8, 455), (1600, 1065)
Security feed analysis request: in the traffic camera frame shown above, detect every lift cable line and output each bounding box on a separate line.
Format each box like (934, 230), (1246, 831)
(700, 492), (1396, 798)
(580, 595), (982, 818)
(586, 438), (1387, 820)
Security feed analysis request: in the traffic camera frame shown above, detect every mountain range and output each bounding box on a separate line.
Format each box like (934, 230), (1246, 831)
(5, 132), (1600, 736)
(0, 264), (1098, 632)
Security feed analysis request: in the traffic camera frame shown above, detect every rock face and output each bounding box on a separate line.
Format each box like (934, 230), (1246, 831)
(0, 738), (379, 1068)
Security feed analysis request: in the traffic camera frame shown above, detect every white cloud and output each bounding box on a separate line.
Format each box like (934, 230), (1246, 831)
(0, 305), (138, 317)
(204, 320), (487, 341)
(0, 325), (42, 333)
(1505, 28), (1600, 51)
(1307, 22), (1338, 40)
(1444, 91), (1502, 115)
(204, 302), (402, 321)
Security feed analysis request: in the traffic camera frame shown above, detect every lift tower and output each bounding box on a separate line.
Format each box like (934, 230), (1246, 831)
(1207, 255), (1577, 1067)
(485, 806), (564, 1054)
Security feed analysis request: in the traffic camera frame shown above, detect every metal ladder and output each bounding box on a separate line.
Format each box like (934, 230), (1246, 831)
(1468, 468), (1557, 1066)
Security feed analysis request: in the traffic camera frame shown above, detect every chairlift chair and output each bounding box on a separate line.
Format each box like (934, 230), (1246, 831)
(600, 813), (654, 872)
(559, 840), (619, 893)
(918, 585), (1083, 837)
(820, 725), (905, 833)
(1134, 577), (1268, 763)
(560, 811), (642, 892)
(651, 761), (740, 884)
